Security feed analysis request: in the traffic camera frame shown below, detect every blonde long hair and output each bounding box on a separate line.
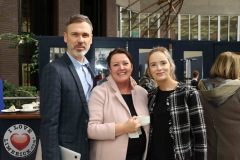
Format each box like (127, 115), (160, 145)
(210, 51), (240, 79)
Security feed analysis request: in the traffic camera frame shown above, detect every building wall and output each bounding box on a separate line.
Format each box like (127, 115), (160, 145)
(106, 0), (117, 37)
(181, 0), (240, 15)
(116, 0), (140, 12)
(0, 0), (19, 85)
(57, 0), (80, 35)
(57, 0), (118, 37)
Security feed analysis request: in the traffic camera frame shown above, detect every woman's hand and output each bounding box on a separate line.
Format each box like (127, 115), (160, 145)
(115, 116), (141, 136)
(124, 116), (141, 133)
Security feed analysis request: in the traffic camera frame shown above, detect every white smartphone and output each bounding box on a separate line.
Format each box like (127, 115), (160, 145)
(59, 145), (81, 160)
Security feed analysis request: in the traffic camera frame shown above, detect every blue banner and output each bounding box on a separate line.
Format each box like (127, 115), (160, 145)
(0, 80), (4, 111)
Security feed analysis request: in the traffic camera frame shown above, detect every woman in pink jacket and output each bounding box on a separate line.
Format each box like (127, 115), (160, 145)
(88, 48), (149, 160)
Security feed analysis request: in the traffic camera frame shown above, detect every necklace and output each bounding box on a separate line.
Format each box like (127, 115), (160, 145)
(119, 85), (131, 94)
(120, 89), (131, 94)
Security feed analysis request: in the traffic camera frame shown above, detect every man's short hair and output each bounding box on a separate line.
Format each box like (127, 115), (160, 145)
(65, 14), (93, 31)
(192, 70), (199, 78)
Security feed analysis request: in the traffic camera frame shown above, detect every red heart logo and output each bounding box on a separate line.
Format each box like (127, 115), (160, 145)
(10, 133), (30, 151)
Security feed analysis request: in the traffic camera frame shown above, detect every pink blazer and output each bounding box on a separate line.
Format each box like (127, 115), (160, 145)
(88, 76), (149, 160)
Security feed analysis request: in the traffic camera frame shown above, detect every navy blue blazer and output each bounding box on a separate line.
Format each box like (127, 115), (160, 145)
(40, 53), (94, 160)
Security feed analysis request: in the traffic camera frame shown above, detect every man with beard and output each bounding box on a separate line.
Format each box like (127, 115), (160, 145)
(40, 14), (95, 160)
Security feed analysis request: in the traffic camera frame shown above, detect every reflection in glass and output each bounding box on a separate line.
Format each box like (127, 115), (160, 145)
(49, 47), (66, 62)
(138, 49), (152, 79)
(210, 16), (218, 41)
(220, 16), (228, 41)
(94, 48), (114, 82)
(183, 51), (203, 84)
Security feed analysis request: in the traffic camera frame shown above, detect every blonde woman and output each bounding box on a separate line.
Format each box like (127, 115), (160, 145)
(146, 46), (207, 160)
(199, 51), (240, 160)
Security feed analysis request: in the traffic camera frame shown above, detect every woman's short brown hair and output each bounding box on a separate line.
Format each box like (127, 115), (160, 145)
(210, 51), (240, 79)
(106, 48), (133, 67)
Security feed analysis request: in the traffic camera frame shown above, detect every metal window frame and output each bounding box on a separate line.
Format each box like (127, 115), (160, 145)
(118, 7), (240, 42)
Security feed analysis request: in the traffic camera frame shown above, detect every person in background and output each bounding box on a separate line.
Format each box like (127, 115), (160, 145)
(88, 48), (149, 160)
(139, 69), (157, 93)
(198, 51), (240, 160)
(146, 47), (207, 160)
(40, 14), (95, 160)
(191, 70), (200, 89)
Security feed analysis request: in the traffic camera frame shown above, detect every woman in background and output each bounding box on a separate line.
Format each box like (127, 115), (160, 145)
(146, 46), (207, 160)
(88, 48), (149, 160)
(139, 69), (157, 93)
(198, 51), (240, 160)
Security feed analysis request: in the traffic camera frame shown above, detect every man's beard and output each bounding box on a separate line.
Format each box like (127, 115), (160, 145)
(72, 46), (90, 58)
(75, 49), (88, 57)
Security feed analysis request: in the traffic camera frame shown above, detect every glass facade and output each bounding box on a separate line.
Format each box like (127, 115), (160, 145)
(220, 16), (228, 41)
(210, 16), (218, 41)
(119, 7), (240, 41)
(149, 14), (159, 38)
(169, 15), (178, 40)
(120, 8), (130, 37)
(201, 16), (209, 40)
(190, 15), (198, 40)
(181, 15), (190, 40)
(230, 16), (238, 41)
(140, 13), (149, 38)
(131, 11), (140, 37)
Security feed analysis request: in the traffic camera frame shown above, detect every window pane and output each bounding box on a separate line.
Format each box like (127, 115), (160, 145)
(140, 13), (149, 38)
(160, 15), (167, 38)
(21, 64), (31, 86)
(149, 14), (159, 38)
(230, 16), (237, 41)
(190, 15), (198, 40)
(220, 16), (228, 41)
(210, 16), (218, 41)
(181, 15), (189, 40)
(21, 0), (31, 32)
(121, 9), (130, 37)
(139, 48), (152, 79)
(131, 11), (140, 37)
(183, 51), (203, 82)
(50, 47), (66, 62)
(169, 15), (178, 40)
(201, 16), (209, 40)
(95, 48), (114, 78)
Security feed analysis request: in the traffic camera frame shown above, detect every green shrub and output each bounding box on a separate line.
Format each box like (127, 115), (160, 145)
(3, 80), (37, 109)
